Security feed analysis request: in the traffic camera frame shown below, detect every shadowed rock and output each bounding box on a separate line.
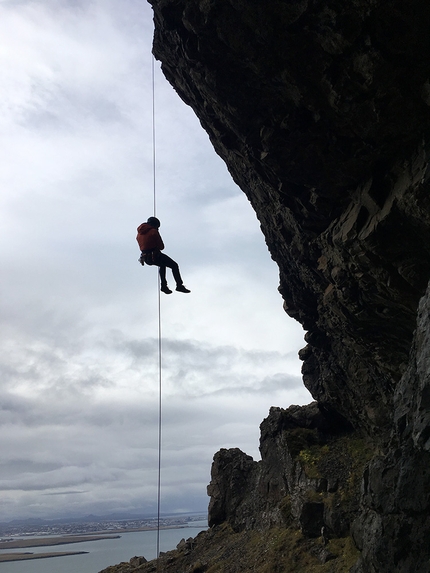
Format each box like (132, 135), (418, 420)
(140, 0), (430, 570)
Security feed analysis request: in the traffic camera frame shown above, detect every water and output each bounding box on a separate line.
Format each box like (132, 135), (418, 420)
(0, 523), (207, 573)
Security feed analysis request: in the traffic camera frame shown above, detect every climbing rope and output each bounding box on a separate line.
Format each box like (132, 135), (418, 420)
(151, 53), (163, 561)
(152, 55), (157, 219)
(156, 283), (162, 561)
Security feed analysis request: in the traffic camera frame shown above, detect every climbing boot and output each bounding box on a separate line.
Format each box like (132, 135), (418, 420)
(176, 284), (190, 293)
(161, 284), (172, 294)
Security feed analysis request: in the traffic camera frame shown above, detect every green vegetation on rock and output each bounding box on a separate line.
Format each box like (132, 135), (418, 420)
(107, 524), (359, 573)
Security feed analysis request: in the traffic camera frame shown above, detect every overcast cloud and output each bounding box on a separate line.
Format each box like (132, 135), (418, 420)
(0, 0), (310, 521)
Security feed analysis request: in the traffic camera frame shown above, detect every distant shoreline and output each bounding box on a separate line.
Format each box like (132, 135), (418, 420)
(0, 534), (121, 550)
(0, 525), (195, 563)
(0, 551), (88, 562)
(0, 534), (119, 563)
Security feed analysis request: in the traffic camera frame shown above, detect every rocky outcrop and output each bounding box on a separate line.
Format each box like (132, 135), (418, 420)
(208, 403), (371, 538)
(99, 555), (147, 573)
(103, 523), (359, 573)
(148, 0), (430, 439)
(144, 0), (430, 571)
(351, 283), (430, 573)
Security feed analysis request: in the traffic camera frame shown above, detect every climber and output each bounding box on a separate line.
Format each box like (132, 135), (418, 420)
(137, 217), (190, 294)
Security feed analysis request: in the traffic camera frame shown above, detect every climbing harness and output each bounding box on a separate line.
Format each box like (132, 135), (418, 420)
(139, 249), (161, 266)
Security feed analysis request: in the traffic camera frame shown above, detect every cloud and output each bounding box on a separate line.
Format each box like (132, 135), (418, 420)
(0, 321), (308, 519)
(0, 0), (310, 521)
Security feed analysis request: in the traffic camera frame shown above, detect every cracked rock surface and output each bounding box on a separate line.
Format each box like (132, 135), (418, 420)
(124, 1), (430, 570)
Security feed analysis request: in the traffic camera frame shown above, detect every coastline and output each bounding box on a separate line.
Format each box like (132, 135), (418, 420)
(0, 534), (119, 563)
(0, 525), (199, 564)
(0, 551), (88, 562)
(0, 534), (120, 550)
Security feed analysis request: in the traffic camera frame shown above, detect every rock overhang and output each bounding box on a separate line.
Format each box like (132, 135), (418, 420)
(148, 0), (430, 437)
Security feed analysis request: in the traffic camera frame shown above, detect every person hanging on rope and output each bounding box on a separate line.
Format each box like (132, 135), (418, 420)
(137, 217), (191, 294)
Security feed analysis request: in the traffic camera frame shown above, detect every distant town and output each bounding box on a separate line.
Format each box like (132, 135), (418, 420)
(0, 514), (207, 540)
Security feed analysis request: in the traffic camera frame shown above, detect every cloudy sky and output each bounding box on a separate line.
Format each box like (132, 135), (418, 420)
(0, 0), (310, 522)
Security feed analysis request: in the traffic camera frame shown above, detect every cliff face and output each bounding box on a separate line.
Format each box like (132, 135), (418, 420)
(145, 1), (430, 571)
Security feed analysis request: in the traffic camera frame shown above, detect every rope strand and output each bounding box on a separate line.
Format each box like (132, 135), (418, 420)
(152, 55), (157, 218)
(151, 54), (162, 562)
(156, 282), (162, 559)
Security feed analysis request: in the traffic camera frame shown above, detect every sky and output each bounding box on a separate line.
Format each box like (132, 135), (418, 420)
(0, 0), (310, 522)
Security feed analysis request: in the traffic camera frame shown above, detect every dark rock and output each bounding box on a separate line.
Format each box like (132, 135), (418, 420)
(300, 502), (324, 538)
(309, 541), (337, 564)
(351, 283), (430, 573)
(129, 556), (147, 568)
(147, 0), (430, 570)
(149, 0), (430, 441)
(207, 448), (258, 530)
(207, 405), (368, 541)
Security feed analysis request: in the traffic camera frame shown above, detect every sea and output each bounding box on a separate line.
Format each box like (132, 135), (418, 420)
(0, 521), (208, 573)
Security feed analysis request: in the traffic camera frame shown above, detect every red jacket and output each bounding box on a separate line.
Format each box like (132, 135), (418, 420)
(136, 223), (164, 251)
